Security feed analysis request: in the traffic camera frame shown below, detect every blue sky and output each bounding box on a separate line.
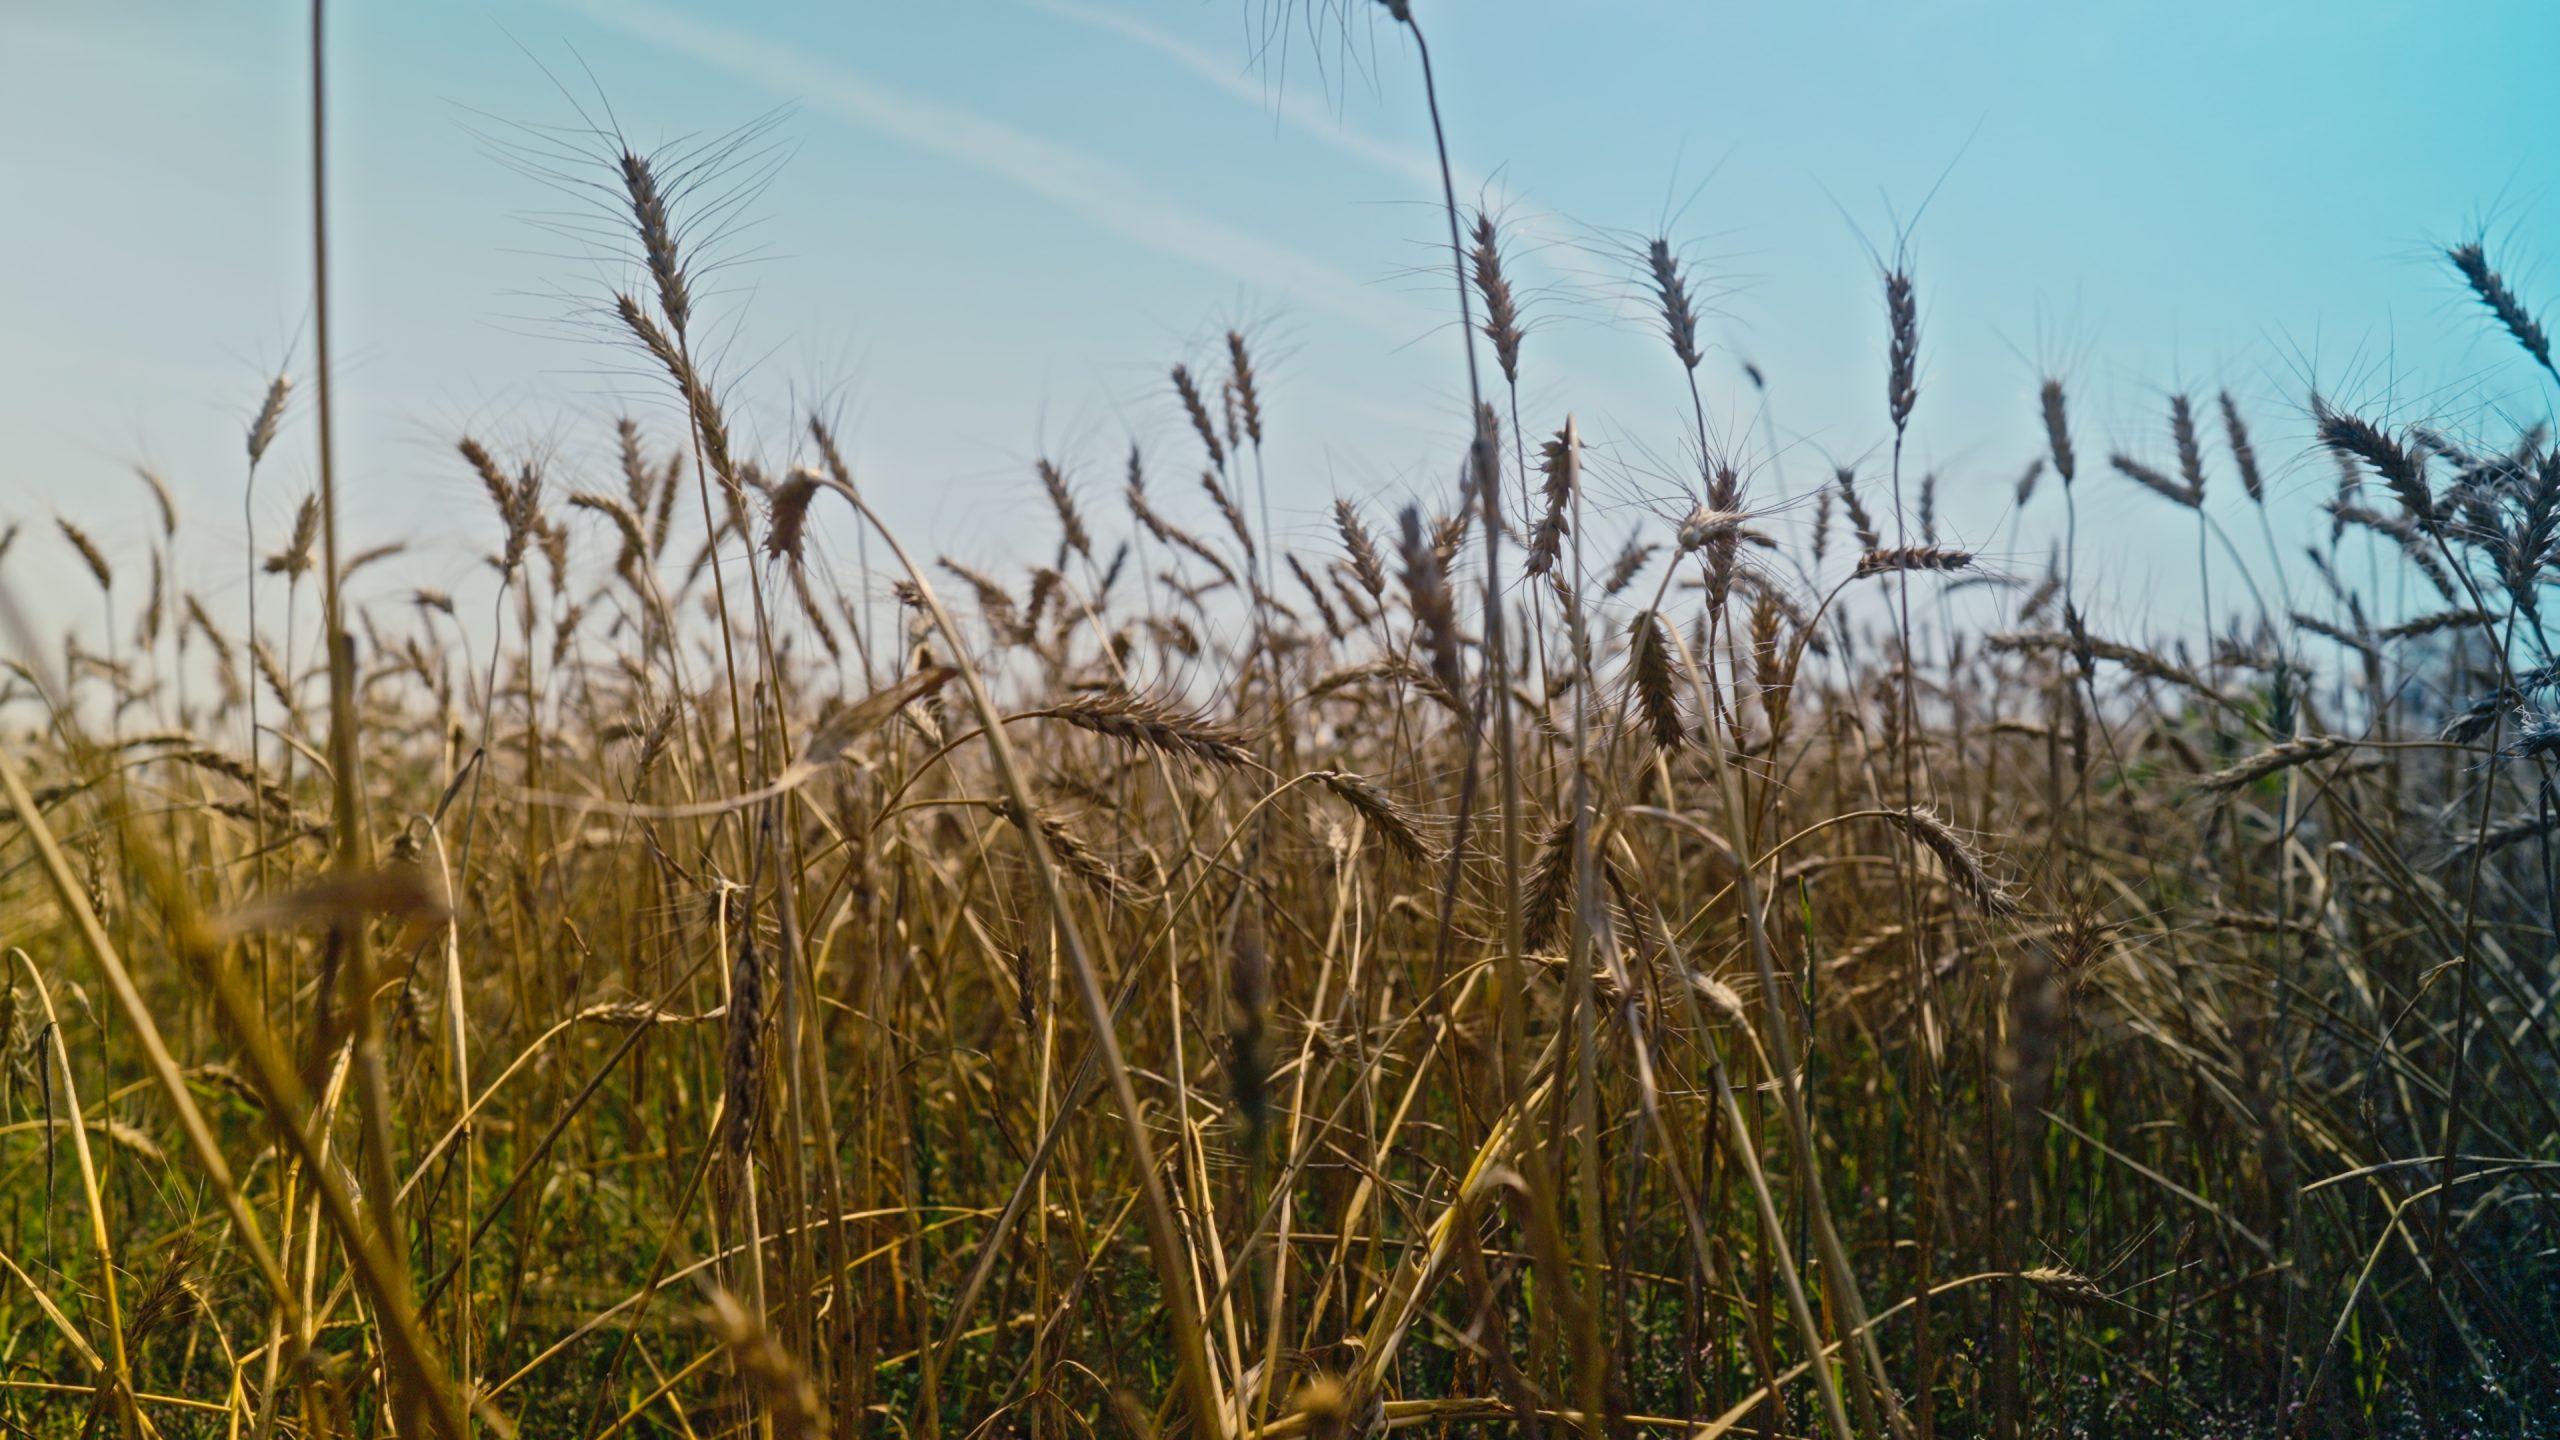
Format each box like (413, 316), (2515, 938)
(4, 0), (2556, 651)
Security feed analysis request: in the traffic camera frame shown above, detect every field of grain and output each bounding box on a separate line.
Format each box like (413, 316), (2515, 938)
(3, 5), (2557, 1438)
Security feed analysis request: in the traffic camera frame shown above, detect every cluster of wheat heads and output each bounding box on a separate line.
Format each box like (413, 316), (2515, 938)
(6, 8), (2560, 1440)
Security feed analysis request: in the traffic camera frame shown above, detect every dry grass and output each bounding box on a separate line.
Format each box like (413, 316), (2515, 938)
(2, 13), (2558, 1440)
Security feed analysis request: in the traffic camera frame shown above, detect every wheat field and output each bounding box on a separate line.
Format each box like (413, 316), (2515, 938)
(3, 5), (2558, 1439)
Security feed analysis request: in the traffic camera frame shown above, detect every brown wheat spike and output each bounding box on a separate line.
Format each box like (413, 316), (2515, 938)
(1038, 459), (1092, 558)
(264, 494), (321, 580)
(650, 452), (684, 558)
(1148, 613), (1200, 659)
(1332, 499), (1386, 599)
(616, 287), (683, 372)
(2326, 503), (2459, 603)
(1524, 812), (1582, 951)
(2040, 378), (2078, 485)
(1526, 426), (1575, 577)
(1677, 503), (1747, 555)
(2314, 399), (2433, 525)
(1309, 655), (1466, 719)
(0, 775), (96, 823)
(173, 749), (296, 819)
(2379, 608), (2493, 642)
(1603, 536), (1658, 597)
(1328, 568), (1377, 626)
(615, 416), (655, 516)
(706, 1288), (828, 1439)
(1470, 210), (1524, 386)
(617, 148), (692, 335)
(570, 492), (651, 571)
(207, 799), (323, 839)
(1836, 467), (1881, 550)
(460, 438), (537, 578)
(1226, 330), (1265, 448)
(58, 520), (112, 591)
(616, 292), (737, 493)
(247, 374), (292, 465)
(575, 1000), (717, 1027)
(183, 594), (234, 671)
(2022, 1266), (2109, 1310)
(134, 466), (178, 537)
(2508, 711), (2560, 761)
(1024, 566), (1063, 634)
(1466, 401), (1504, 516)
(790, 576), (839, 661)
(2291, 611), (2378, 658)
(1171, 363), (1226, 471)
(1227, 910), (1273, 1138)
(121, 1233), (201, 1353)
(1646, 237), (1704, 371)
(1746, 588), (1809, 728)
(1626, 610), (1685, 750)
(2016, 458), (2045, 506)
(764, 469), (823, 566)
(1990, 627), (2216, 698)
(454, 436), (505, 518)
(2414, 426), (2475, 469)
(721, 937), (765, 1157)
(2110, 453), (2200, 509)
(135, 548), (163, 645)
(1042, 693), (1256, 770)
(939, 558), (1022, 640)
(1885, 263), (1919, 432)
(2328, 447), (2364, 521)
(1169, 525), (1242, 591)
(2219, 392), (2265, 504)
(1398, 505), (1465, 699)
(250, 637), (291, 714)
(1430, 507), (1472, 570)
(1313, 769), (1436, 864)
(1880, 806), (2018, 915)
(1121, 481), (1174, 543)
(2448, 240), (2554, 378)
(998, 801), (1126, 899)
(2501, 450), (2560, 620)
(1812, 487), (1834, 567)
(2019, 566), (2062, 622)
(2171, 393), (2208, 501)
(1855, 546), (1973, 579)
(1688, 969), (1753, 1031)
(1200, 469), (1257, 562)
(2200, 735), (2350, 793)
(1287, 553), (1346, 639)
(1126, 493), (1227, 589)
(536, 512), (570, 595)
(810, 414), (856, 499)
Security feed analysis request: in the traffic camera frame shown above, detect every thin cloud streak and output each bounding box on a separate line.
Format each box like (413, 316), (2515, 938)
(546, 0), (1425, 341)
(1024, 0), (1463, 202)
(1023, 0), (1601, 299)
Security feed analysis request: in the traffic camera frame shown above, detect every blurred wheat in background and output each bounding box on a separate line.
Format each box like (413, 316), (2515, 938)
(1, 3), (2557, 1438)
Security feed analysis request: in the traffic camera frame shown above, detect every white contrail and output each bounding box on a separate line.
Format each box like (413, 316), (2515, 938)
(546, 0), (1427, 340)
(1023, 0), (1462, 200)
(1021, 0), (1599, 296)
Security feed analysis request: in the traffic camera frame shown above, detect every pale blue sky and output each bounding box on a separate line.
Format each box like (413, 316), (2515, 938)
(4, 0), (2556, 649)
